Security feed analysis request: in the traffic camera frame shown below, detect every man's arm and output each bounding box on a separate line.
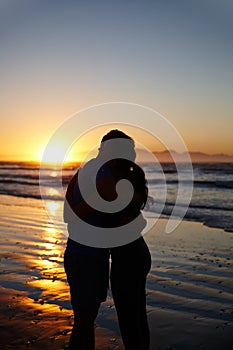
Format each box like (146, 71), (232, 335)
(64, 172), (116, 223)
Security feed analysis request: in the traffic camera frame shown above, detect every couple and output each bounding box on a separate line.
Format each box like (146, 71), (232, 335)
(64, 130), (151, 350)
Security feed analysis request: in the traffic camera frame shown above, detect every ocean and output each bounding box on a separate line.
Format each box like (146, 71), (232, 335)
(0, 161), (232, 232)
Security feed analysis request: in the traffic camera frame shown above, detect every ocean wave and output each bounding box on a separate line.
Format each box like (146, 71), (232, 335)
(4, 177), (233, 190)
(0, 190), (232, 232)
(148, 179), (233, 189)
(0, 175), (71, 185)
(146, 202), (233, 232)
(148, 200), (233, 212)
(0, 190), (62, 201)
(0, 162), (78, 171)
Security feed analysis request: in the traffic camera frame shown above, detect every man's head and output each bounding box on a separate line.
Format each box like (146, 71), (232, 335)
(101, 129), (134, 144)
(99, 129), (136, 161)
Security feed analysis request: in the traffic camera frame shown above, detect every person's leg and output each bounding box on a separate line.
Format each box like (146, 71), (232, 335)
(138, 279), (150, 350)
(69, 306), (99, 350)
(111, 263), (149, 350)
(111, 278), (150, 350)
(110, 240), (151, 350)
(64, 246), (109, 350)
(112, 286), (141, 350)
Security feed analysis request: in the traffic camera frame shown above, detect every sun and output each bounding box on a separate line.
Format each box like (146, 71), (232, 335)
(39, 143), (71, 164)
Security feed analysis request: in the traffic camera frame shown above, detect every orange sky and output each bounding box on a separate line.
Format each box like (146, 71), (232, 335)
(1, 2), (233, 161)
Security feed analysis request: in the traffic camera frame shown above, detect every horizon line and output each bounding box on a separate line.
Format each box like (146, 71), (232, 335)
(1, 149), (233, 161)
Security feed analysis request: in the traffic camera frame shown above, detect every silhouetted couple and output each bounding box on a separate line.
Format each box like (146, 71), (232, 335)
(64, 130), (151, 350)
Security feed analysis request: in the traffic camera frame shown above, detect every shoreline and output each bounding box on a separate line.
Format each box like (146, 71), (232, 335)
(0, 195), (233, 349)
(1, 193), (232, 234)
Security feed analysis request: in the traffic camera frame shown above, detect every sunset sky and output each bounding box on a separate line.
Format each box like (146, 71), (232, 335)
(1, 0), (233, 162)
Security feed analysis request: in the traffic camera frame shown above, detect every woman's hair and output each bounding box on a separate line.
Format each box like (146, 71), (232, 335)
(123, 160), (148, 211)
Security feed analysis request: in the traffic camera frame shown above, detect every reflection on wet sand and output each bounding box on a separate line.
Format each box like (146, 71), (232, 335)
(1, 195), (233, 349)
(0, 197), (121, 349)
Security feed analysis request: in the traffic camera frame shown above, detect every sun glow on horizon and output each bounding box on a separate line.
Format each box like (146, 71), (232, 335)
(38, 143), (85, 165)
(1, 1), (232, 164)
(2, 123), (232, 164)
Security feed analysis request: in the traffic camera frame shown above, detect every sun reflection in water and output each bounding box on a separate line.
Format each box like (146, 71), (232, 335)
(35, 221), (64, 261)
(46, 200), (62, 216)
(50, 171), (58, 177)
(48, 188), (59, 196)
(45, 226), (57, 235)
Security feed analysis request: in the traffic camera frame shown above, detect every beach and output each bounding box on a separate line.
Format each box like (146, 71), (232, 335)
(0, 194), (232, 349)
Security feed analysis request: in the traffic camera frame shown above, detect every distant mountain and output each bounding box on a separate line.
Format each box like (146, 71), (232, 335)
(151, 150), (233, 163)
(1, 150), (232, 164)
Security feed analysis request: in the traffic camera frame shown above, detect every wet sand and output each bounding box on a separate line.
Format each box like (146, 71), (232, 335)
(0, 195), (233, 349)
